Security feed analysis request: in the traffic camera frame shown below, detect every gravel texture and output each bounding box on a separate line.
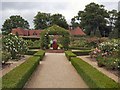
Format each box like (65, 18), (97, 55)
(24, 53), (88, 88)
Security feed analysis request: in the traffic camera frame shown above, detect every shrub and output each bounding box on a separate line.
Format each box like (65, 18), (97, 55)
(34, 50), (45, 60)
(65, 51), (76, 60)
(2, 33), (28, 59)
(71, 57), (120, 88)
(1, 51), (11, 64)
(98, 39), (119, 53)
(97, 55), (120, 70)
(72, 50), (92, 56)
(26, 40), (41, 49)
(96, 55), (107, 67)
(2, 56), (40, 89)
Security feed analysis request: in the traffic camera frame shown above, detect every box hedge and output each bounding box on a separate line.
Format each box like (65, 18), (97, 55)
(69, 46), (91, 50)
(34, 50), (45, 60)
(65, 51), (76, 60)
(2, 50), (45, 90)
(25, 50), (38, 55)
(71, 57), (120, 88)
(72, 50), (92, 56)
(28, 46), (40, 49)
(2, 56), (41, 90)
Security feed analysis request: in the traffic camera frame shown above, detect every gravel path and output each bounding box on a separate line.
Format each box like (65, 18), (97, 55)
(24, 53), (88, 88)
(78, 55), (119, 83)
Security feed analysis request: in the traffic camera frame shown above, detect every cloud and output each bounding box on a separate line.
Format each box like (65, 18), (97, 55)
(0, 0), (119, 30)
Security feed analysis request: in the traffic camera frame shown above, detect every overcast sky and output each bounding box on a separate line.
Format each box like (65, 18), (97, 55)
(0, 0), (120, 30)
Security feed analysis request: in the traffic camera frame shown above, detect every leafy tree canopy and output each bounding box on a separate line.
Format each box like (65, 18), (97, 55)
(2, 15), (29, 35)
(71, 2), (109, 36)
(34, 12), (68, 29)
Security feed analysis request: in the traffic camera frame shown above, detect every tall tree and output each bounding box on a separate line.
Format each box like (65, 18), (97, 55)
(115, 11), (120, 38)
(108, 10), (117, 32)
(34, 12), (51, 29)
(2, 15), (29, 35)
(34, 12), (68, 29)
(71, 3), (108, 36)
(50, 14), (68, 29)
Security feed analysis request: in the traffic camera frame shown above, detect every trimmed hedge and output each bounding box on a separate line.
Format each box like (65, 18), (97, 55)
(69, 46), (91, 50)
(2, 56), (40, 90)
(65, 51), (76, 60)
(25, 50), (38, 55)
(72, 50), (92, 56)
(71, 57), (120, 88)
(28, 46), (40, 49)
(34, 50), (45, 60)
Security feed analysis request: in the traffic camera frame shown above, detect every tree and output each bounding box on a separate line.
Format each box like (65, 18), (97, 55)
(34, 12), (51, 29)
(50, 14), (68, 29)
(34, 12), (68, 29)
(2, 15), (29, 35)
(71, 3), (108, 36)
(71, 16), (80, 28)
(108, 10), (117, 32)
(114, 11), (120, 38)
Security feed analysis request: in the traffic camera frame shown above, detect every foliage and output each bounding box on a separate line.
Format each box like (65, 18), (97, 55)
(40, 32), (50, 49)
(96, 55), (120, 70)
(115, 11), (120, 38)
(34, 12), (51, 29)
(65, 51), (76, 60)
(71, 57), (120, 88)
(2, 33), (28, 59)
(108, 10), (117, 32)
(2, 15), (29, 35)
(25, 50), (38, 55)
(25, 40), (41, 49)
(98, 39), (119, 53)
(2, 56), (40, 89)
(50, 14), (68, 29)
(1, 51), (11, 64)
(40, 25), (70, 49)
(34, 12), (68, 29)
(60, 36), (70, 50)
(34, 50), (45, 60)
(69, 37), (88, 48)
(71, 3), (109, 36)
(86, 37), (108, 48)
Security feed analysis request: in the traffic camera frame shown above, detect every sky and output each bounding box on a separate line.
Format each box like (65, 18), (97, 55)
(0, 0), (120, 31)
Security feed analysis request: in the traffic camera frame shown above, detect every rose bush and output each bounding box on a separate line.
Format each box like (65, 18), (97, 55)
(96, 39), (120, 70)
(2, 33), (28, 59)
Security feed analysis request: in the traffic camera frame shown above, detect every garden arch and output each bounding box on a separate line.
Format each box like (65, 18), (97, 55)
(40, 25), (70, 50)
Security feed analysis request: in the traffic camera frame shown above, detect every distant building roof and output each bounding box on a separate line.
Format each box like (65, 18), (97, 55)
(11, 26), (86, 37)
(11, 27), (42, 37)
(69, 27), (86, 36)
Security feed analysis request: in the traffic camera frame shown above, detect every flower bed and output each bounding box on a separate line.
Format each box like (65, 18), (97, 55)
(65, 51), (76, 60)
(96, 55), (120, 70)
(71, 57), (120, 88)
